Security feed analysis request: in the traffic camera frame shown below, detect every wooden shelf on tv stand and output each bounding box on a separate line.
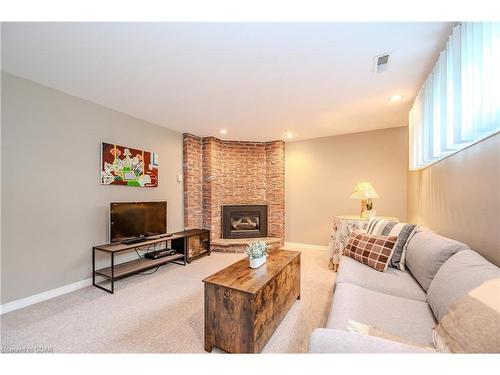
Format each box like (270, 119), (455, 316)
(94, 253), (185, 279)
(92, 228), (210, 294)
(93, 234), (185, 253)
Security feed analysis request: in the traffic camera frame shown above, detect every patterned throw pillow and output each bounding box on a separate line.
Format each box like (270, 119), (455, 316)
(344, 231), (397, 272)
(366, 218), (419, 271)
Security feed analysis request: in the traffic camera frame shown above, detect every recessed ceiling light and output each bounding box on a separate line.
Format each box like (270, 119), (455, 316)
(284, 131), (294, 139)
(389, 95), (403, 102)
(219, 129), (227, 135)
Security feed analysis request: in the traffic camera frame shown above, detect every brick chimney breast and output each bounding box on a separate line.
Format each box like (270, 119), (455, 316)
(183, 134), (285, 252)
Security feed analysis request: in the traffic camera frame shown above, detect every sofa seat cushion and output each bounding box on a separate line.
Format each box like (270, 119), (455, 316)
(309, 329), (432, 353)
(337, 255), (427, 302)
(327, 283), (437, 347)
(405, 228), (469, 291)
(427, 250), (500, 322)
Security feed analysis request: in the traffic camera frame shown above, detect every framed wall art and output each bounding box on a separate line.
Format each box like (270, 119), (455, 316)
(101, 142), (158, 187)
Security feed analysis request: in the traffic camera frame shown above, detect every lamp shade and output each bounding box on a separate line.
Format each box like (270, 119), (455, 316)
(350, 182), (379, 199)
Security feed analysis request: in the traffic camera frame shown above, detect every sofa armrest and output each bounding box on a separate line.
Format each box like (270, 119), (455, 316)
(308, 329), (434, 353)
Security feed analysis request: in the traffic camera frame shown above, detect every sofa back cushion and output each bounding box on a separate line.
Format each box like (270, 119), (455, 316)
(427, 250), (500, 322)
(405, 228), (469, 291)
(344, 231), (397, 272)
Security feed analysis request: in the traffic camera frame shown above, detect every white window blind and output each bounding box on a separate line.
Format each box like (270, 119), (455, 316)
(409, 22), (500, 170)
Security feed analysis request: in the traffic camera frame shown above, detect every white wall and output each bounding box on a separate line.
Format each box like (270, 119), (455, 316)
(407, 133), (500, 266)
(1, 73), (184, 303)
(285, 127), (408, 245)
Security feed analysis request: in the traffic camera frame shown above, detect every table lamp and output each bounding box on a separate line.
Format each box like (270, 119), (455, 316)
(350, 182), (379, 218)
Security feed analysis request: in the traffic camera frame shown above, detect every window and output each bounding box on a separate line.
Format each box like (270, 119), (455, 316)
(409, 22), (500, 170)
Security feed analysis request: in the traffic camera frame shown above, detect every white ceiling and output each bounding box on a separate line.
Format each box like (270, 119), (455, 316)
(1, 22), (453, 142)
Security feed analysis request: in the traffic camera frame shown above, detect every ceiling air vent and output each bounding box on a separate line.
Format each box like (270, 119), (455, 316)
(374, 53), (391, 74)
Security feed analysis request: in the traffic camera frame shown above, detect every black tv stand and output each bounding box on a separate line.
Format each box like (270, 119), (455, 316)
(93, 234), (188, 294)
(93, 229), (211, 294)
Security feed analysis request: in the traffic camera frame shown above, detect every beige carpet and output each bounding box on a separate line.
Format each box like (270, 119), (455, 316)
(0, 245), (335, 353)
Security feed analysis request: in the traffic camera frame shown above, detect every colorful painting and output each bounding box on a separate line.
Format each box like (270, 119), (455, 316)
(101, 142), (158, 187)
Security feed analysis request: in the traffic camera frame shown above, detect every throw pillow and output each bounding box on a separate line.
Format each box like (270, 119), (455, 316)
(344, 231), (397, 272)
(433, 278), (500, 353)
(366, 218), (419, 271)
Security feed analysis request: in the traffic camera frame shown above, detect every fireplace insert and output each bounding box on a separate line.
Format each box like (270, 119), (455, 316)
(222, 205), (268, 239)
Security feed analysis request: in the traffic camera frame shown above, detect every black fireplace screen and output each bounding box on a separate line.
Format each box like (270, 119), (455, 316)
(222, 205), (268, 239)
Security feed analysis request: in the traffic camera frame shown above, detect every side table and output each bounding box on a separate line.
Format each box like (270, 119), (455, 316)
(327, 215), (398, 271)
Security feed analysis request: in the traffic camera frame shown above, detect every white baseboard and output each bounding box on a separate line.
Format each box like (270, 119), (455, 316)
(283, 241), (328, 251)
(1, 277), (93, 315)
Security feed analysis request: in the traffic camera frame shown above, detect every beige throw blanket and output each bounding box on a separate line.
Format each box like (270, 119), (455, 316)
(433, 278), (500, 353)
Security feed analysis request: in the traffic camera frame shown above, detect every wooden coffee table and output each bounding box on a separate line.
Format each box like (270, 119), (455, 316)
(203, 249), (301, 353)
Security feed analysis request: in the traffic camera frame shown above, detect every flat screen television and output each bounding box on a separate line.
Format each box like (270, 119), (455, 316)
(110, 201), (167, 243)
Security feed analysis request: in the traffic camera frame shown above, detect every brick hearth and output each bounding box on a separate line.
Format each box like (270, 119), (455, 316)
(210, 237), (282, 253)
(183, 134), (285, 253)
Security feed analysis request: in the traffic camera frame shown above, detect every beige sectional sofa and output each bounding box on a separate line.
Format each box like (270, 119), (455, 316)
(309, 228), (500, 353)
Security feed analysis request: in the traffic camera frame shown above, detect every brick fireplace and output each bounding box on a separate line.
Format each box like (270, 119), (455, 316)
(183, 134), (284, 253)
